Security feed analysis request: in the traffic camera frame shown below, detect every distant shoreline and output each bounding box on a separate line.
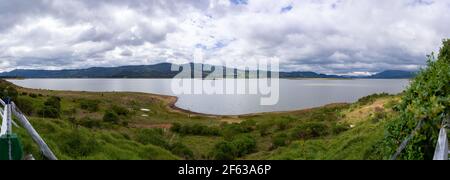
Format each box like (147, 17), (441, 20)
(5, 78), (408, 117)
(2, 77), (413, 80)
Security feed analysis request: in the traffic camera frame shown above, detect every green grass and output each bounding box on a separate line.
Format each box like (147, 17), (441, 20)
(14, 118), (179, 160)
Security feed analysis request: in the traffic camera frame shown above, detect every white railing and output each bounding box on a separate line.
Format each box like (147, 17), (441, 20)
(0, 104), (9, 136)
(0, 98), (57, 160)
(433, 118), (449, 160)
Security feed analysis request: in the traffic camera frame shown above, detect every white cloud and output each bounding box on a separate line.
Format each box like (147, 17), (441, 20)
(0, 0), (449, 73)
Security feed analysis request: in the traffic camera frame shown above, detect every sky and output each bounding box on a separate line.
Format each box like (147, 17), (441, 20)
(0, 0), (450, 75)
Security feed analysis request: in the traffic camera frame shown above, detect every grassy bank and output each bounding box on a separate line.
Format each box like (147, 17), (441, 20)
(0, 79), (400, 160)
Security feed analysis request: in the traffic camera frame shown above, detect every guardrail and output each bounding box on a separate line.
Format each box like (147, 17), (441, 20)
(391, 116), (449, 160)
(0, 98), (57, 160)
(433, 118), (449, 160)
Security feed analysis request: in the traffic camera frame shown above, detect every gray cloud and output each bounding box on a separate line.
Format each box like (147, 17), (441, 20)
(0, 0), (449, 74)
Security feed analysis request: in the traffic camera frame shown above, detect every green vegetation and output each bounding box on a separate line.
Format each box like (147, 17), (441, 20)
(79, 99), (100, 112)
(171, 123), (221, 136)
(103, 110), (121, 124)
(384, 39), (450, 160)
(0, 81), (18, 100)
(211, 135), (257, 160)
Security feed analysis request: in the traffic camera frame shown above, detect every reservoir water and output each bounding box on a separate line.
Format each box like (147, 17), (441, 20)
(8, 79), (410, 115)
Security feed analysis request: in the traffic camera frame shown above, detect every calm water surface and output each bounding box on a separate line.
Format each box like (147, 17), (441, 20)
(8, 79), (410, 115)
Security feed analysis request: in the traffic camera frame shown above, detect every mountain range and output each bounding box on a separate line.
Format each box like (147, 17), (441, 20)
(0, 63), (417, 79)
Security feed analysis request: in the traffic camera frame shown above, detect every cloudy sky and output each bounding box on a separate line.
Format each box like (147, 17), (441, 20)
(0, 0), (449, 75)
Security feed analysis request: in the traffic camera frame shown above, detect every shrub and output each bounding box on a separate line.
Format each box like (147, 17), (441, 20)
(240, 120), (257, 131)
(38, 106), (60, 118)
(221, 123), (252, 139)
(170, 123), (220, 136)
(331, 123), (350, 135)
(170, 123), (182, 132)
(15, 96), (34, 115)
(232, 135), (257, 157)
(276, 119), (290, 131)
(135, 129), (169, 148)
(257, 122), (272, 136)
(79, 117), (102, 129)
(211, 141), (237, 160)
(0, 84), (18, 100)
(79, 99), (100, 112)
(59, 129), (100, 158)
(272, 133), (289, 149)
(111, 105), (129, 116)
(103, 110), (120, 124)
(291, 122), (329, 139)
(170, 142), (194, 159)
(370, 107), (387, 123)
(44, 96), (61, 112)
(29, 93), (38, 98)
(357, 93), (390, 106)
(211, 135), (257, 160)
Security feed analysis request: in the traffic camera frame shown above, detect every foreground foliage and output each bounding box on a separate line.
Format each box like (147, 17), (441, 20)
(384, 39), (450, 160)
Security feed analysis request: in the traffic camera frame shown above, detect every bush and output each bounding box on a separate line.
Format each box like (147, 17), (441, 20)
(257, 122), (272, 136)
(38, 106), (60, 118)
(112, 105), (130, 116)
(103, 110), (120, 124)
(79, 99), (100, 112)
(170, 123), (221, 136)
(0, 83), (18, 100)
(357, 93), (390, 106)
(44, 96), (61, 111)
(370, 107), (387, 123)
(276, 119), (290, 131)
(15, 96), (34, 115)
(272, 133), (289, 149)
(331, 123), (350, 135)
(36, 96), (62, 118)
(170, 142), (194, 159)
(211, 135), (257, 160)
(211, 141), (237, 160)
(29, 93), (38, 98)
(232, 135), (257, 157)
(78, 117), (102, 129)
(240, 120), (257, 131)
(291, 122), (329, 139)
(170, 123), (182, 132)
(59, 129), (100, 158)
(135, 129), (169, 148)
(221, 123), (252, 139)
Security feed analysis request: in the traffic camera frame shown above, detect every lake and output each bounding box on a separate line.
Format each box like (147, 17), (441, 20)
(8, 79), (410, 115)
